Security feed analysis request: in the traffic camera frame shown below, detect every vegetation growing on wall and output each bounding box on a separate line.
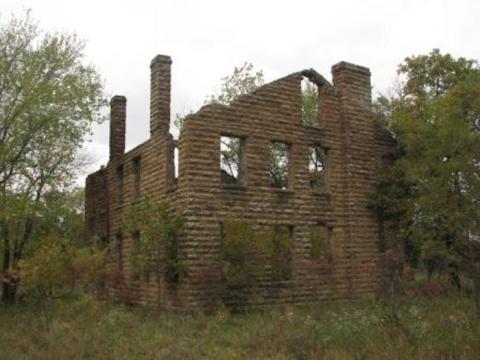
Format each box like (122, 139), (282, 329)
(310, 225), (331, 261)
(219, 221), (298, 307)
(123, 197), (185, 288)
(270, 225), (293, 281)
(220, 220), (269, 306)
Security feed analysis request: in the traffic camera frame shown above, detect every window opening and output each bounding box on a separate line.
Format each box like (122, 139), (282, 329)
(309, 145), (326, 188)
(174, 145), (179, 179)
(271, 225), (293, 280)
(270, 141), (290, 189)
(301, 77), (319, 126)
(310, 223), (332, 261)
(220, 135), (243, 185)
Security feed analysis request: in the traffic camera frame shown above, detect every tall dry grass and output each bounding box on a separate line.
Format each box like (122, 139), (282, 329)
(0, 292), (479, 359)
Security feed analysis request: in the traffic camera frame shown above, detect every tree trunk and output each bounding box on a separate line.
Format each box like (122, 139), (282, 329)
(1, 219), (13, 304)
(474, 278), (480, 322)
(467, 233), (480, 322)
(13, 217), (33, 266)
(2, 282), (17, 305)
(2, 217), (34, 305)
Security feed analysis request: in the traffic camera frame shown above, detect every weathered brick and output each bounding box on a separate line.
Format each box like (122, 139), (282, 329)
(85, 55), (396, 310)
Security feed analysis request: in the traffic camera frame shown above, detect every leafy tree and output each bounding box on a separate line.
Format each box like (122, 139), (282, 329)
(206, 62), (265, 106)
(174, 63), (264, 183)
(19, 237), (107, 297)
(372, 49), (480, 319)
(19, 229), (107, 328)
(174, 62), (264, 131)
(16, 187), (107, 307)
(0, 12), (106, 304)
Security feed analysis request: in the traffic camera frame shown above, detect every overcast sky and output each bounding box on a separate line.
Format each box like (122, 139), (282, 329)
(2, 0), (479, 183)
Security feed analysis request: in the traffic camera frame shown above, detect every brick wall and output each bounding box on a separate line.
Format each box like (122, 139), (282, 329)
(85, 55), (396, 310)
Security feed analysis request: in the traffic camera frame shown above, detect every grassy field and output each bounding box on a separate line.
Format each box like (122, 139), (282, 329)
(0, 293), (479, 360)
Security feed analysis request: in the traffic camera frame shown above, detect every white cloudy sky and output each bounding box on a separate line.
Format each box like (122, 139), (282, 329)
(2, 0), (479, 183)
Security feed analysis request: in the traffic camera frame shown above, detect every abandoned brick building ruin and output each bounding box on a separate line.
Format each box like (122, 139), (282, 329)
(85, 54), (395, 310)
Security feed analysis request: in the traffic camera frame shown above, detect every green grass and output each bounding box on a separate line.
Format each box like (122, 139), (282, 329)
(0, 294), (479, 359)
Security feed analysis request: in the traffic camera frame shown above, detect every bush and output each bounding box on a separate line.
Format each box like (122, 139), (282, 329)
(19, 236), (108, 301)
(220, 220), (269, 306)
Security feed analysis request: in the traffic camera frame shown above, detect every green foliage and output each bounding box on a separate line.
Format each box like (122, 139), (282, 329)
(399, 49), (477, 98)
(269, 225), (293, 281)
(177, 64), (319, 189)
(19, 236), (73, 300)
(206, 62), (265, 106)
(220, 221), (294, 292)
(219, 221), (296, 306)
(0, 187), (99, 304)
(373, 49), (480, 319)
(310, 231), (324, 259)
(72, 242), (109, 293)
(269, 142), (289, 188)
(172, 111), (194, 135)
(220, 136), (242, 184)
(220, 220), (269, 301)
(0, 295), (479, 359)
(420, 239), (449, 276)
(372, 49), (480, 252)
(0, 11), (106, 190)
(301, 78), (319, 126)
(38, 188), (86, 244)
(310, 226), (329, 260)
(0, 11), (106, 304)
(308, 145), (326, 188)
(123, 197), (185, 285)
(19, 232), (107, 306)
(174, 62), (264, 131)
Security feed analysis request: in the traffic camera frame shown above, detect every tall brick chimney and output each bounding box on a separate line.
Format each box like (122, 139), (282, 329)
(331, 61), (378, 297)
(331, 62), (371, 108)
(150, 54), (172, 137)
(109, 95), (127, 161)
(331, 61), (373, 200)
